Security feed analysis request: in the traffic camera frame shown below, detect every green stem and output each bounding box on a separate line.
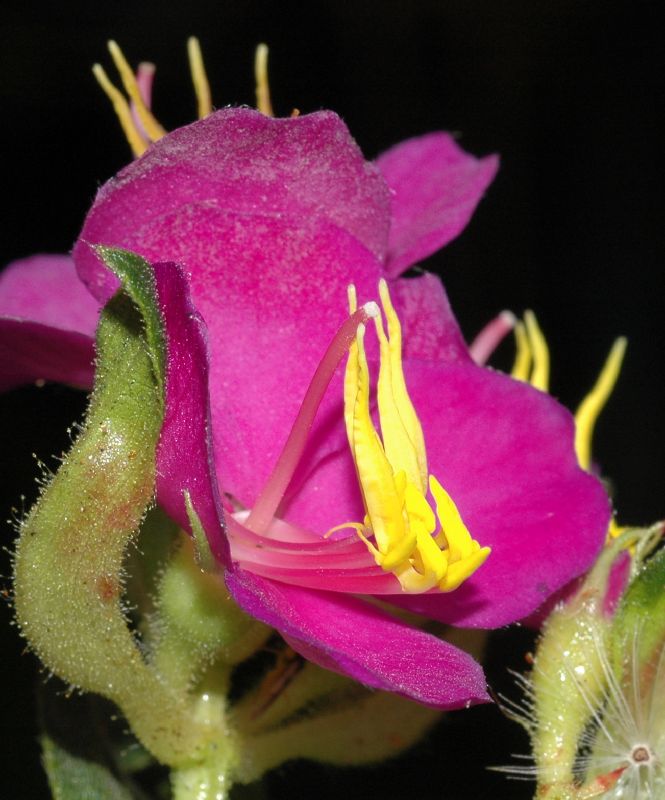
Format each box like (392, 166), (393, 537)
(170, 674), (239, 800)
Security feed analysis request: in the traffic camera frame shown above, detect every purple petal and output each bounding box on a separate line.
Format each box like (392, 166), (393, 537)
(0, 255), (99, 390)
(225, 568), (490, 709)
(390, 272), (471, 363)
(0, 254), (100, 333)
(80, 206), (386, 513)
(152, 262), (230, 566)
(385, 361), (610, 627)
(377, 133), (499, 277)
(75, 108), (391, 303)
(0, 320), (94, 391)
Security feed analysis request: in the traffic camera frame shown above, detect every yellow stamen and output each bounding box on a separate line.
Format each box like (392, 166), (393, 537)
(107, 40), (167, 142)
(574, 338), (627, 471)
(339, 283), (490, 593)
(607, 519), (627, 540)
(351, 324), (414, 562)
(187, 36), (212, 119)
(524, 310), (550, 391)
(377, 279), (428, 490)
(510, 320), (532, 383)
(92, 64), (147, 157)
(374, 305), (423, 494)
(430, 476), (491, 591)
(254, 43), (274, 117)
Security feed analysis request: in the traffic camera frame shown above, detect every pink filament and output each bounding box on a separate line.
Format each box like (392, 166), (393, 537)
(245, 305), (373, 535)
(131, 62), (156, 144)
(468, 310), (515, 365)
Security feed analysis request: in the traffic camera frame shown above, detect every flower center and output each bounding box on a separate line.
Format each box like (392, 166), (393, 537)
(335, 279), (490, 594)
(630, 744), (654, 765)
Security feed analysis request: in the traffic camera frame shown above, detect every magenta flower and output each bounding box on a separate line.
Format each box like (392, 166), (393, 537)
(0, 108), (610, 709)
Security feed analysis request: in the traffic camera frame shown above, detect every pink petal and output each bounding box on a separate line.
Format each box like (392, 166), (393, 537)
(74, 108), (391, 303)
(0, 255), (99, 334)
(390, 271), (471, 363)
(377, 133), (499, 277)
(0, 255), (99, 390)
(386, 361), (610, 627)
(0, 320), (94, 391)
(225, 568), (490, 709)
(82, 208), (386, 513)
(152, 262), (230, 566)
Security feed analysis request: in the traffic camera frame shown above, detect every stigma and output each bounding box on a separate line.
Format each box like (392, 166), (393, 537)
(339, 280), (490, 593)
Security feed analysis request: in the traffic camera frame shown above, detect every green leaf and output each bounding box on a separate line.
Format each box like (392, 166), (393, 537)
(38, 678), (154, 800)
(42, 736), (135, 800)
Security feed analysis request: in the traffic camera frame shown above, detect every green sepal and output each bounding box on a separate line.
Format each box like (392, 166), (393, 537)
(94, 245), (166, 401)
(14, 288), (164, 695)
(13, 250), (222, 766)
(184, 490), (217, 573)
(610, 545), (665, 694)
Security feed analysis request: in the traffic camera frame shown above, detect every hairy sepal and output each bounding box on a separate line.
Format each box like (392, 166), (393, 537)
(13, 249), (214, 766)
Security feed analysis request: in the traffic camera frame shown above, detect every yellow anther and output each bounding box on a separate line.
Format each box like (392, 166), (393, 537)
(187, 36), (212, 119)
(430, 475), (490, 591)
(107, 40), (167, 142)
(440, 547), (490, 592)
(254, 43), (274, 117)
(574, 337), (627, 471)
(350, 325), (415, 560)
(524, 310), (550, 391)
(377, 279), (428, 490)
(338, 283), (490, 594)
(607, 519), (627, 541)
(374, 309), (423, 495)
(510, 320), (532, 382)
(92, 64), (148, 157)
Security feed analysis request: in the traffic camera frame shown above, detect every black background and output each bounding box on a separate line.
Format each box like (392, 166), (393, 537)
(1, 2), (663, 798)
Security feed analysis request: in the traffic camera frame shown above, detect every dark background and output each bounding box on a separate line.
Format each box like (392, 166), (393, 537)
(1, 1), (663, 798)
